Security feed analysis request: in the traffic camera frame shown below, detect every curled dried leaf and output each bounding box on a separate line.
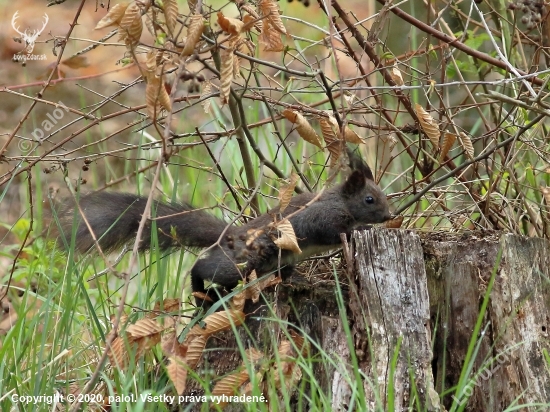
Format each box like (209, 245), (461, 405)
(240, 4), (262, 31)
(188, 310), (245, 337)
(282, 109), (322, 148)
(244, 270), (261, 304)
(272, 219), (302, 254)
(390, 65), (404, 86)
(144, 7), (156, 36)
(181, 14), (205, 57)
(127, 318), (166, 338)
(385, 215), (404, 229)
(319, 116), (343, 167)
(343, 126), (364, 144)
(258, 19), (284, 52)
(289, 329), (308, 355)
(191, 291), (213, 303)
(200, 80), (212, 113)
(458, 132), (474, 159)
(380, 133), (398, 153)
(439, 132), (457, 161)
(145, 72), (171, 119)
(164, 0), (179, 35)
(150, 298), (181, 317)
(184, 335), (207, 369)
(244, 274), (280, 302)
(167, 356), (188, 395)
(211, 369), (250, 401)
(95, 2), (129, 30)
(415, 104), (440, 150)
(217, 12), (245, 36)
(161, 330), (188, 358)
(108, 335), (129, 368)
(232, 290), (246, 311)
(258, 0), (287, 34)
(119, 3), (143, 50)
(219, 48), (235, 105)
(187, 0), (198, 13)
(279, 173), (299, 213)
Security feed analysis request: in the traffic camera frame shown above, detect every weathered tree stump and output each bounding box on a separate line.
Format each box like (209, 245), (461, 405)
(182, 230), (550, 411)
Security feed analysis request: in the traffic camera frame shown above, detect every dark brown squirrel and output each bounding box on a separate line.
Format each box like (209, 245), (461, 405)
(58, 149), (391, 300)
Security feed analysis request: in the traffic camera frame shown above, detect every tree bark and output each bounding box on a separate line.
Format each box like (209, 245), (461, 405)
(181, 230), (550, 411)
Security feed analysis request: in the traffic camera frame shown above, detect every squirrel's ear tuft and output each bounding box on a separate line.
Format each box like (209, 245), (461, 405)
(343, 170), (366, 197)
(347, 147), (374, 181)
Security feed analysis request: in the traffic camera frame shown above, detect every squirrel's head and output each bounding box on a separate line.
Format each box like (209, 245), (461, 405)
(342, 150), (392, 224)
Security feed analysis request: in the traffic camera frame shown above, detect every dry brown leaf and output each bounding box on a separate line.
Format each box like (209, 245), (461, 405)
(108, 332), (160, 368)
(244, 274), (280, 301)
(95, 2), (129, 30)
(278, 340), (293, 359)
(217, 12), (245, 36)
(242, 14), (260, 32)
(439, 132), (457, 161)
(236, 38), (255, 56)
(110, 314), (129, 334)
(258, 19), (284, 52)
(127, 318), (166, 338)
(150, 298), (181, 317)
(211, 369), (250, 401)
(181, 14), (205, 57)
(343, 126), (364, 144)
(279, 173), (299, 213)
(164, 0), (179, 35)
(240, 4), (262, 31)
(282, 109), (322, 148)
(200, 80), (213, 113)
(145, 72), (171, 119)
(415, 104), (440, 150)
(192, 291), (213, 303)
(188, 310), (245, 337)
(319, 116), (343, 167)
(184, 335), (207, 369)
(272, 339), (302, 392)
(233, 51), (241, 79)
(167, 356), (188, 395)
(272, 219), (302, 254)
(390, 65), (404, 86)
(385, 215), (404, 229)
(381, 133), (398, 152)
(258, 0), (287, 34)
(273, 360), (302, 392)
(119, 3), (143, 50)
(108, 335), (129, 368)
(232, 290), (246, 311)
(541, 186), (550, 206)
(245, 347), (265, 363)
(187, 0), (198, 13)
(219, 48), (235, 105)
(162, 330), (188, 359)
(144, 7), (156, 36)
(458, 132), (474, 159)
(289, 329), (307, 355)
(245, 270), (260, 304)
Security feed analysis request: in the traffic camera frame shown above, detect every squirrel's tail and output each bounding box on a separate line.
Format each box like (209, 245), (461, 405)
(57, 192), (228, 253)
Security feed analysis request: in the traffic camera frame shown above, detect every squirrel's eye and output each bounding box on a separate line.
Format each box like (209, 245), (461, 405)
(365, 196), (374, 204)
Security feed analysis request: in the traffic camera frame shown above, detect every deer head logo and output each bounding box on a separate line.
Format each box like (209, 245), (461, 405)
(12, 11), (49, 54)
